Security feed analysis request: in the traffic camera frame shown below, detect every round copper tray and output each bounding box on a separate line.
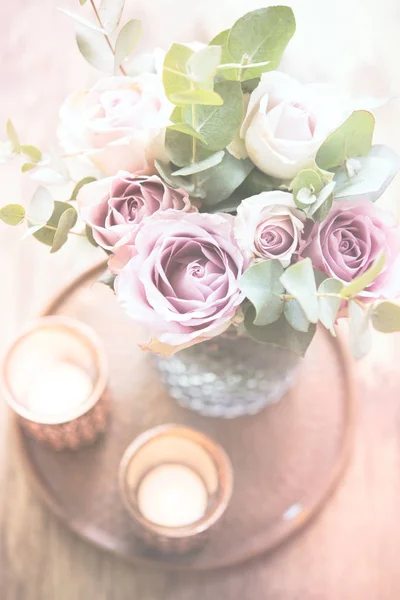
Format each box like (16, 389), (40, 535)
(15, 261), (356, 571)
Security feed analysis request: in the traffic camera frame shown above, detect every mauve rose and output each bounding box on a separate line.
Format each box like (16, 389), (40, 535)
(115, 211), (248, 355)
(77, 173), (192, 252)
(301, 199), (400, 298)
(58, 74), (171, 179)
(235, 71), (357, 179)
(235, 191), (305, 267)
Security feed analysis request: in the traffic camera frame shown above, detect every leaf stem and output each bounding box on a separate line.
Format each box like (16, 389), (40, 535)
(237, 54), (249, 82)
(88, 0), (127, 75)
(28, 221), (86, 237)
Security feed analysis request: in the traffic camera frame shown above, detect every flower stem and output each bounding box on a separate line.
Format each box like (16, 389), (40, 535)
(89, 0), (127, 76)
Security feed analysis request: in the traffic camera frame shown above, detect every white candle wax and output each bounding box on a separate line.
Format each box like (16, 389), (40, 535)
(137, 464), (208, 527)
(27, 361), (93, 416)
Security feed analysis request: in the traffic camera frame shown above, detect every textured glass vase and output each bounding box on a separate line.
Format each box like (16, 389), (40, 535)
(155, 331), (301, 418)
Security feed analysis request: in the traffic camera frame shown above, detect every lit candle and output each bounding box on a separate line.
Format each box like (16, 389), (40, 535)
(137, 464), (208, 527)
(27, 361), (93, 415)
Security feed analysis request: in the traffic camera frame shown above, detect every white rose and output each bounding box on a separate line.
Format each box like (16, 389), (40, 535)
(235, 190), (305, 267)
(236, 71), (356, 180)
(58, 74), (171, 179)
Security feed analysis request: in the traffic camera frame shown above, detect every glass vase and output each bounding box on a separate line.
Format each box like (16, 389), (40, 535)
(155, 330), (300, 418)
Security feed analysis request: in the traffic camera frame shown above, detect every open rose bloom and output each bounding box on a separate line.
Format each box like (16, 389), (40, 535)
(3, 5), (400, 359)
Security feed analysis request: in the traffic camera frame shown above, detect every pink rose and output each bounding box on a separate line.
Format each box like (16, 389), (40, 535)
(235, 191), (305, 267)
(77, 173), (192, 252)
(58, 74), (171, 178)
(115, 211), (248, 355)
(301, 199), (400, 298)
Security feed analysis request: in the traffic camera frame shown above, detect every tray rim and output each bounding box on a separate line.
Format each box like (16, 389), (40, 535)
(13, 260), (357, 572)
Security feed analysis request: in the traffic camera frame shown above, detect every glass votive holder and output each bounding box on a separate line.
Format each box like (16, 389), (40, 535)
(2, 316), (109, 450)
(118, 424), (234, 555)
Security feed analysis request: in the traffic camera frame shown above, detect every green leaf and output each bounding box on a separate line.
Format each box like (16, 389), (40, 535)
(290, 169), (322, 207)
(170, 89), (223, 106)
(371, 301), (400, 333)
(86, 225), (99, 247)
(21, 163), (36, 173)
(308, 181), (335, 221)
(172, 151), (224, 177)
(33, 202), (73, 246)
(237, 168), (280, 197)
(163, 43), (194, 101)
(6, 119), (20, 153)
(165, 128), (212, 168)
(170, 106), (183, 123)
(209, 29), (239, 81)
(114, 19), (142, 72)
(21, 145), (42, 163)
(349, 300), (371, 359)
(0, 204), (26, 226)
(99, 270), (116, 290)
(316, 111), (375, 171)
(154, 160), (194, 194)
(187, 45), (222, 82)
(341, 253), (385, 298)
(70, 176), (97, 201)
(50, 207), (78, 253)
(318, 278), (343, 330)
(99, 0), (125, 32)
(284, 299), (310, 332)
(58, 8), (107, 34)
(183, 80), (243, 151)
(79, 0), (87, 5)
(167, 123), (207, 143)
(28, 187), (55, 226)
(244, 308), (316, 357)
(76, 25), (113, 72)
(199, 152), (254, 208)
(227, 7), (296, 81)
(239, 260), (284, 326)
(280, 258), (319, 323)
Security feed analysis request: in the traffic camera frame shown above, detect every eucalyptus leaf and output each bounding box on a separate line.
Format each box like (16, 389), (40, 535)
(99, 0), (125, 32)
(316, 111), (375, 171)
(114, 19), (142, 72)
(76, 24), (114, 72)
(21, 224), (43, 240)
(21, 145), (42, 163)
(334, 145), (400, 203)
(371, 301), (400, 333)
(349, 300), (372, 359)
(79, 0), (87, 5)
(237, 168), (280, 197)
(187, 45), (222, 82)
(244, 308), (316, 357)
(154, 160), (195, 193)
(318, 278), (343, 330)
(162, 43), (194, 101)
(166, 123), (206, 143)
(21, 163), (36, 173)
(308, 181), (336, 220)
(6, 119), (20, 153)
(199, 152), (254, 207)
(209, 29), (238, 81)
(58, 8), (107, 34)
(165, 128), (212, 167)
(0, 204), (26, 226)
(171, 89), (223, 106)
(86, 225), (99, 248)
(341, 253), (385, 298)
(284, 299), (310, 332)
(239, 260), (284, 326)
(172, 151), (224, 177)
(33, 201), (74, 247)
(28, 187), (55, 226)
(50, 207), (78, 253)
(70, 176), (97, 201)
(290, 169), (322, 207)
(227, 7), (296, 81)
(280, 258), (319, 323)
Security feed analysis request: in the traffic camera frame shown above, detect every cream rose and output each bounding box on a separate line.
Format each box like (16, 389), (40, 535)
(58, 74), (171, 179)
(235, 191), (305, 267)
(236, 71), (356, 180)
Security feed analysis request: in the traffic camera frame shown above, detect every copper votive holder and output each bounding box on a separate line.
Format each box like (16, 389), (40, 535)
(2, 316), (109, 450)
(118, 424), (234, 555)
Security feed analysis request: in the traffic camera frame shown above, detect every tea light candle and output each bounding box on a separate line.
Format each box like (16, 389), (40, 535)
(27, 361), (93, 416)
(137, 464), (208, 527)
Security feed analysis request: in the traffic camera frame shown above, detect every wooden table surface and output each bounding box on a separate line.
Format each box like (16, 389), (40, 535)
(1, 0), (400, 598)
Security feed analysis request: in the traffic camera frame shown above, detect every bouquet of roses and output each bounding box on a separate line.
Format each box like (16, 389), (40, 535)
(2, 2), (400, 358)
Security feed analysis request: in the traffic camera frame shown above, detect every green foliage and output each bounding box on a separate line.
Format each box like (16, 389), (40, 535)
(284, 299), (310, 332)
(70, 176), (97, 201)
(310, 182), (335, 221)
(85, 225), (99, 247)
(76, 24), (113, 72)
(154, 160), (195, 194)
(99, 0), (125, 32)
(167, 123), (207, 143)
(33, 202), (74, 247)
(290, 169), (322, 208)
(280, 259), (319, 323)
(239, 260), (284, 326)
(114, 19), (142, 72)
(244, 308), (316, 357)
(209, 30), (239, 81)
(99, 270), (117, 290)
(58, 7), (106, 34)
(6, 119), (20, 153)
(165, 128), (212, 168)
(50, 207), (78, 253)
(341, 253), (385, 298)
(172, 151), (224, 177)
(21, 145), (42, 163)
(0, 204), (26, 226)
(227, 7), (296, 81)
(162, 43), (195, 101)
(318, 278), (343, 330)
(316, 111), (375, 171)
(21, 163), (36, 173)
(187, 46), (222, 82)
(79, 0), (88, 5)
(371, 301), (400, 333)
(349, 300), (371, 359)
(171, 89), (223, 106)
(237, 169), (280, 198)
(198, 152), (254, 208)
